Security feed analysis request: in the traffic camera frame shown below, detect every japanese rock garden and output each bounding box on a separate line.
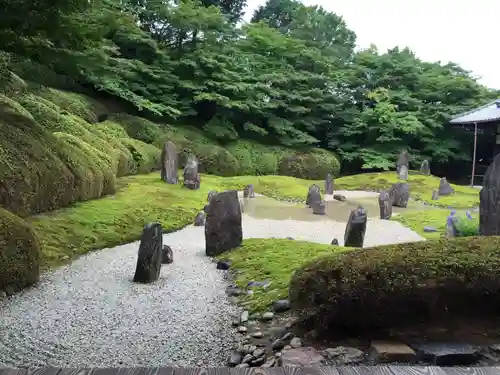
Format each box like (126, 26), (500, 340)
(1, 0), (500, 371)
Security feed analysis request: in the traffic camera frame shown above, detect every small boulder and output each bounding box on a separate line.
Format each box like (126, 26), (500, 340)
(312, 200), (326, 215)
(438, 177), (454, 196)
(207, 190), (217, 202)
(325, 173), (334, 195)
(243, 184), (255, 198)
(161, 245), (173, 264)
(216, 260), (231, 270)
(194, 211), (206, 226)
(273, 299), (291, 313)
(281, 347), (325, 366)
(331, 238), (339, 245)
(333, 194), (346, 202)
(133, 223), (163, 283)
(321, 346), (364, 365)
(344, 206), (367, 248)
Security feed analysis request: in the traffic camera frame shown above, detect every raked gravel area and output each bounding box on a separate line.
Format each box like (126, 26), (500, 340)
(0, 195), (424, 369)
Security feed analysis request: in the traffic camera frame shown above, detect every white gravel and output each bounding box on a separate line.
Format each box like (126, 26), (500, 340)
(0, 192), (424, 368)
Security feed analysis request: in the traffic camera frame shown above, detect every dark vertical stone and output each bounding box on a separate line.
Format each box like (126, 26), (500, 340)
(344, 206), (367, 248)
(243, 184), (255, 198)
(183, 156), (200, 190)
(133, 223), (163, 283)
(390, 182), (409, 208)
(306, 184), (321, 207)
(378, 190), (392, 219)
(420, 160), (430, 175)
(205, 190), (243, 256)
(312, 200), (326, 215)
(331, 238), (339, 245)
(325, 173), (334, 195)
(480, 153), (500, 235)
(432, 190), (439, 200)
(161, 245), (173, 264)
(396, 149), (410, 173)
(160, 141), (178, 184)
(438, 177), (454, 196)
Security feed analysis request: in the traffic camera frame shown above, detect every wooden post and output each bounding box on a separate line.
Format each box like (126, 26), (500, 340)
(471, 122), (478, 186)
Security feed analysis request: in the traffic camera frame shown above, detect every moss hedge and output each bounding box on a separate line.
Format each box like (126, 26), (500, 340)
(0, 208), (40, 294)
(288, 236), (500, 334)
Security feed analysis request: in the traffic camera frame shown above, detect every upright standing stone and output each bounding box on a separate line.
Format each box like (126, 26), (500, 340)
(325, 173), (334, 195)
(244, 184), (255, 198)
(396, 149), (410, 173)
(378, 190), (392, 220)
(205, 190), (243, 256)
(420, 160), (430, 175)
(306, 184), (321, 207)
(312, 200), (326, 215)
(160, 141), (178, 184)
(344, 206), (367, 248)
(390, 182), (409, 208)
(480, 154), (500, 235)
(133, 223), (163, 283)
(183, 156), (200, 190)
(398, 164), (409, 180)
(432, 190), (439, 200)
(438, 177), (454, 196)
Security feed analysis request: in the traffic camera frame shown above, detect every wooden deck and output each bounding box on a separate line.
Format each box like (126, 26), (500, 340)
(1, 367), (500, 375)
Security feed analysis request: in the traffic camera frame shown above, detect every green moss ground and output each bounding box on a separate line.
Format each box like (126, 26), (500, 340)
(336, 171), (479, 208)
(216, 239), (349, 312)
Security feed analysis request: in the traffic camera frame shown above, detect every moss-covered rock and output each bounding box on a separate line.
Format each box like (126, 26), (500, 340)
(288, 236), (500, 334)
(279, 148), (340, 179)
(0, 208), (40, 293)
(0, 95), (75, 216)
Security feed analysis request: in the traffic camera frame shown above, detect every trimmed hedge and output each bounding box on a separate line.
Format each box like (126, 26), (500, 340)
(279, 148), (341, 179)
(288, 236), (500, 334)
(0, 208), (40, 294)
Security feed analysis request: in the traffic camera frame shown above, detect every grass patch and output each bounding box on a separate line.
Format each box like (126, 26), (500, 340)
(393, 209), (480, 240)
(335, 171), (479, 208)
(217, 238), (348, 312)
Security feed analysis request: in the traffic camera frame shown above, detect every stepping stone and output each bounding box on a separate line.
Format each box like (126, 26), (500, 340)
(411, 342), (482, 366)
(369, 341), (416, 363)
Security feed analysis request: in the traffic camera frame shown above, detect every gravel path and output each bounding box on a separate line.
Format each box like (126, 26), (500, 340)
(0, 194), (424, 368)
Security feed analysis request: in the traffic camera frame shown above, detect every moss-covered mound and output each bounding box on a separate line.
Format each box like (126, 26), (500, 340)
(279, 149), (341, 179)
(0, 95), (76, 216)
(289, 236), (500, 334)
(0, 208), (40, 293)
(336, 171), (479, 208)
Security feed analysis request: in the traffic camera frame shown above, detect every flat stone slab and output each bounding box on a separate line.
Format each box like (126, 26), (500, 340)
(411, 342), (482, 366)
(280, 347), (325, 366)
(369, 341), (416, 363)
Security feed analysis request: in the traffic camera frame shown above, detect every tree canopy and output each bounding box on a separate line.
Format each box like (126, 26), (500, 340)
(1, 0), (498, 172)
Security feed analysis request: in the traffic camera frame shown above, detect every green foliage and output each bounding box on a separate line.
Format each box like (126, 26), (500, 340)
(288, 236), (500, 333)
(279, 149), (341, 179)
(0, 208), (40, 293)
(453, 212), (480, 237)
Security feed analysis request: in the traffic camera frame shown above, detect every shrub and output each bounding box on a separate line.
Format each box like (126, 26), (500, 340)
(33, 87), (108, 123)
(120, 138), (160, 173)
(0, 208), (40, 293)
(110, 114), (163, 144)
(196, 145), (240, 177)
(0, 95), (75, 216)
(279, 148), (340, 179)
(447, 210), (479, 237)
(289, 236), (500, 335)
(226, 141), (281, 175)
